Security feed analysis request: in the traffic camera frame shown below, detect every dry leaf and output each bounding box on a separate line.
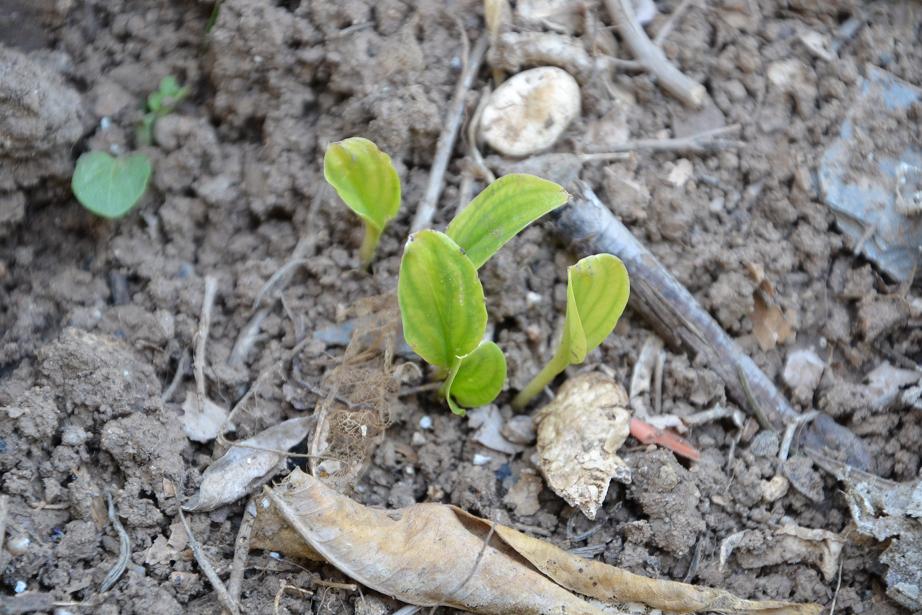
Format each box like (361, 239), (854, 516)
(183, 416), (313, 512)
(751, 291), (794, 351)
(535, 373), (632, 519)
(181, 394), (232, 443)
(257, 468), (821, 615)
(723, 526), (845, 582)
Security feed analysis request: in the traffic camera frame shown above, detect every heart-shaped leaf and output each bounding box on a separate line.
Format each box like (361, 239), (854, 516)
(562, 253), (630, 363)
(398, 230), (487, 368)
(446, 174), (569, 269)
(72, 151), (152, 219)
(444, 341), (507, 414)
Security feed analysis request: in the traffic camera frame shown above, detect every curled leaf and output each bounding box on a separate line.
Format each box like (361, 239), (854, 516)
(446, 174), (569, 269)
(324, 137), (401, 264)
(563, 253), (630, 363)
(397, 230), (486, 368)
(446, 341), (507, 413)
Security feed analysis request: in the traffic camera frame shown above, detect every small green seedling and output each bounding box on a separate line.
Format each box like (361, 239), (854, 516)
(137, 75), (189, 146)
(71, 151), (153, 219)
(512, 253), (630, 410)
(398, 173), (569, 415)
(324, 137), (401, 267)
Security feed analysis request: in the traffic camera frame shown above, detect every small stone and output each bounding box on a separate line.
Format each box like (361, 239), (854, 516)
(667, 159), (694, 188)
(502, 415), (536, 445)
(749, 430), (780, 458)
(761, 475), (790, 502)
(782, 349), (825, 404)
(480, 66), (581, 157)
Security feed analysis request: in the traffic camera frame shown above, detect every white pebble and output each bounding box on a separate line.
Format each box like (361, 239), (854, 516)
(473, 453), (493, 466)
(419, 415), (433, 430)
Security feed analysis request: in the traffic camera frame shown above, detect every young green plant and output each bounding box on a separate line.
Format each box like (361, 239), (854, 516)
(71, 151), (153, 219)
(324, 137), (401, 267)
(398, 173), (569, 415)
(511, 253), (630, 410)
(137, 75), (189, 146)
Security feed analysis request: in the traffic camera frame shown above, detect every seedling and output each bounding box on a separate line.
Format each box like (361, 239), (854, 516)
(398, 173), (569, 414)
(137, 75), (189, 146)
(324, 137), (401, 267)
(71, 151), (152, 219)
(512, 253), (630, 409)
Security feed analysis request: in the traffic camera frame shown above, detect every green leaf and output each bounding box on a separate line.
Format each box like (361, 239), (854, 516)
(447, 341), (506, 410)
(446, 174), (569, 269)
(397, 230), (487, 368)
(324, 137), (401, 235)
(148, 75), (188, 114)
(71, 151), (152, 219)
(561, 253), (630, 364)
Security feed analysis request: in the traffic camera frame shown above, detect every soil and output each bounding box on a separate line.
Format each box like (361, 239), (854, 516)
(1, 1), (920, 614)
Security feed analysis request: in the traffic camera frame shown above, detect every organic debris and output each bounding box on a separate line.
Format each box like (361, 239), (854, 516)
(534, 373), (632, 520)
(181, 394), (231, 443)
(719, 525), (845, 582)
(810, 452), (922, 610)
(184, 416), (313, 512)
(253, 468), (821, 615)
(309, 294), (400, 493)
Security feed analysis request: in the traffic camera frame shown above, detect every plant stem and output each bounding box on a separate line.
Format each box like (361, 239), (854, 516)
(512, 349), (568, 410)
(358, 223), (381, 268)
(440, 356), (465, 416)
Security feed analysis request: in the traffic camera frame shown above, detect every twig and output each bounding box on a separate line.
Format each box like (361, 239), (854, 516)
(604, 0), (706, 107)
(602, 125), (743, 154)
(653, 349), (666, 416)
(314, 579), (358, 591)
(229, 237), (312, 367)
(653, 0), (696, 46)
(410, 33), (489, 233)
(227, 499), (257, 612)
(0, 494), (8, 555)
(161, 349), (190, 403)
(178, 507), (240, 615)
(100, 492), (131, 592)
(450, 522), (496, 601)
(778, 410), (819, 461)
(273, 583), (313, 615)
(554, 183), (873, 470)
(828, 551), (844, 615)
(194, 276), (219, 409)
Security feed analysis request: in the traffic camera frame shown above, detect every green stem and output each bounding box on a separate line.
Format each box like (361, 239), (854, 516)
(440, 356), (466, 416)
(512, 347), (569, 410)
(358, 223), (382, 268)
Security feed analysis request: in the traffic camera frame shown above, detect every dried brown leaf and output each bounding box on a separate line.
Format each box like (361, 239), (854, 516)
(259, 468), (821, 615)
(183, 416), (313, 512)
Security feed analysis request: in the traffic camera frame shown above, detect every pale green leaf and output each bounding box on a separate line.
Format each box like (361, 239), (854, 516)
(562, 253), (630, 364)
(446, 174), (569, 269)
(397, 230), (487, 368)
(71, 151), (152, 219)
(324, 137), (401, 234)
(448, 341), (506, 409)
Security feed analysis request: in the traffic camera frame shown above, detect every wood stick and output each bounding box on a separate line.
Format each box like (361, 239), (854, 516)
(178, 507), (240, 615)
(554, 184), (872, 470)
(194, 276), (219, 406)
(226, 499), (257, 613)
(604, 0), (706, 107)
(410, 33), (489, 233)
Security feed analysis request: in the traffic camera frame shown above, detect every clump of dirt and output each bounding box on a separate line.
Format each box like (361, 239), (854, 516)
(0, 45), (86, 232)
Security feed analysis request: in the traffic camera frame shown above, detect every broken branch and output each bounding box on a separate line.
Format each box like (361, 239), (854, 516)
(603, 0), (706, 107)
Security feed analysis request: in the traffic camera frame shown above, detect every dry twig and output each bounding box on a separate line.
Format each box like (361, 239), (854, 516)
(161, 348), (190, 404)
(100, 492), (131, 592)
(194, 276), (219, 408)
(178, 506), (241, 615)
(410, 33), (490, 233)
(227, 499), (258, 612)
(604, 0), (706, 106)
(653, 0), (696, 46)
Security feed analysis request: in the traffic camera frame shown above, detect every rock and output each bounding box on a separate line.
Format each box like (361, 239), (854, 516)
(782, 349), (825, 404)
(502, 415), (536, 445)
(503, 471), (543, 517)
(480, 66), (580, 157)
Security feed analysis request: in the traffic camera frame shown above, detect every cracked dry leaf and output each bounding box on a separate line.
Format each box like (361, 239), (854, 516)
(535, 373), (631, 519)
(183, 416), (313, 512)
(257, 468), (821, 615)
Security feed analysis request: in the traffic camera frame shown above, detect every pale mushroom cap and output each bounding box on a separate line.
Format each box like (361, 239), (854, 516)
(480, 66), (581, 157)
